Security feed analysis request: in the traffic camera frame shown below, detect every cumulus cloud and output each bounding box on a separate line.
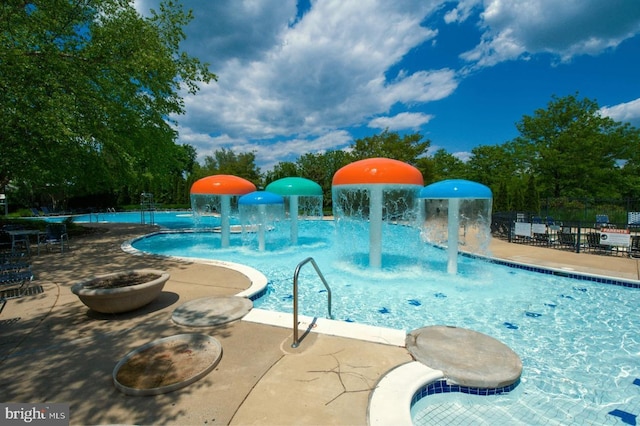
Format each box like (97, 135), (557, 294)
(600, 98), (640, 127)
(152, 0), (457, 167)
(457, 0), (640, 67)
(369, 112), (434, 130)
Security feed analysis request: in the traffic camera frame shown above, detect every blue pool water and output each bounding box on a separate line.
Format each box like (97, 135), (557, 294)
(83, 212), (640, 424)
(46, 211), (223, 229)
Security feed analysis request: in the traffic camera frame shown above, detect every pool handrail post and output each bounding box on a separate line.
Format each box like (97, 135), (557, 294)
(291, 257), (332, 348)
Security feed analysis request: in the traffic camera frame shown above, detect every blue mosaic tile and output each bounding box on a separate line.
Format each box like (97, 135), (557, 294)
(410, 379), (521, 410)
(281, 294), (293, 301)
(378, 307), (390, 314)
(344, 318), (354, 323)
(434, 292), (447, 298)
(573, 287), (588, 292)
(544, 303), (557, 308)
(408, 299), (422, 306)
(608, 409), (637, 425)
(462, 252), (640, 289)
(318, 289), (327, 293)
(525, 312), (542, 318)
(503, 322), (519, 330)
(633, 378), (640, 387)
(560, 294), (575, 300)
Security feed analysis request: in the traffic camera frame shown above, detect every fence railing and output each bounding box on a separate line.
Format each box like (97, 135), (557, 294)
(491, 213), (640, 258)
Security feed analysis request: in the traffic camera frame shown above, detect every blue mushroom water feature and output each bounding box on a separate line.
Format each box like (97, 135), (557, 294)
(265, 177), (323, 244)
(419, 179), (493, 274)
(238, 191), (284, 251)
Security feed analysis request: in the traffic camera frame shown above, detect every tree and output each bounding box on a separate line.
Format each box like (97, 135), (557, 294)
(199, 148), (262, 184)
(349, 129), (430, 165)
(512, 93), (635, 199)
(429, 149), (467, 183)
(0, 0), (215, 206)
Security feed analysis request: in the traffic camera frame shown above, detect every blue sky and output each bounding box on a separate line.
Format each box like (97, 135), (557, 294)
(134, 0), (640, 170)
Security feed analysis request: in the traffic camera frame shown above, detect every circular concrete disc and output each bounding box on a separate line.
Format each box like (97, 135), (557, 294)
(406, 325), (522, 388)
(113, 333), (222, 396)
(172, 296), (253, 327)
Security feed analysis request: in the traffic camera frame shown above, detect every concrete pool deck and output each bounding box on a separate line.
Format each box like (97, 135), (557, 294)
(0, 223), (638, 425)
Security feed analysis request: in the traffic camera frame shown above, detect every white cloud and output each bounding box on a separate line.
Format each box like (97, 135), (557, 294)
(600, 98), (640, 126)
(369, 112), (434, 130)
(459, 0), (640, 67)
(170, 0), (456, 163)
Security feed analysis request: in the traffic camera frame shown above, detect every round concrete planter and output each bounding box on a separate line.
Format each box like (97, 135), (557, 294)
(71, 269), (170, 314)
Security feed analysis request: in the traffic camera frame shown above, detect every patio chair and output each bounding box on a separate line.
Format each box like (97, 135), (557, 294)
(630, 236), (640, 258)
(586, 232), (610, 254)
(44, 223), (69, 253)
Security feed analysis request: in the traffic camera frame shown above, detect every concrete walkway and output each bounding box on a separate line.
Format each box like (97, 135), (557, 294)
(0, 223), (637, 425)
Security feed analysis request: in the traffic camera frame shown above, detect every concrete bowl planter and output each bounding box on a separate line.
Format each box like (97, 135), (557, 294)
(71, 269), (170, 314)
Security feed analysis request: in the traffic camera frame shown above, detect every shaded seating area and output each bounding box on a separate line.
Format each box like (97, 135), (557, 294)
(0, 254), (36, 314)
(43, 223), (69, 253)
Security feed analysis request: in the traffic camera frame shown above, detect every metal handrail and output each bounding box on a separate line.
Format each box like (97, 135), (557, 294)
(291, 257), (332, 348)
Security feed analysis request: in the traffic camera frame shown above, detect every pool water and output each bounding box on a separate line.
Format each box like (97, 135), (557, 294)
(45, 211), (223, 229)
(120, 214), (639, 424)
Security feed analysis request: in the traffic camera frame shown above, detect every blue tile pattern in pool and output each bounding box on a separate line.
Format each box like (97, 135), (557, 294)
(411, 379), (520, 406)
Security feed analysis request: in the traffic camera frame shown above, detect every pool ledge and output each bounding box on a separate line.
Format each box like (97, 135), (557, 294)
(368, 361), (444, 426)
(242, 308), (406, 347)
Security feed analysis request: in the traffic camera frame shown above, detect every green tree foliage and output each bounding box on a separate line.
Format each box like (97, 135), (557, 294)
(349, 129), (430, 164)
(0, 0), (215, 206)
(513, 93), (636, 199)
(199, 148), (261, 184)
(429, 148), (466, 183)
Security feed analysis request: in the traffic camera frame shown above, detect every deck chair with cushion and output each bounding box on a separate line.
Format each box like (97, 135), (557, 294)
(44, 224), (69, 253)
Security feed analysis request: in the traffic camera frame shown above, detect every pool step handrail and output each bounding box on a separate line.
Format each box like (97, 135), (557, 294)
(291, 257), (332, 348)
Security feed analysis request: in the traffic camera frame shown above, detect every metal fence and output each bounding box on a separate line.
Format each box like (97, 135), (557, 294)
(491, 212), (640, 258)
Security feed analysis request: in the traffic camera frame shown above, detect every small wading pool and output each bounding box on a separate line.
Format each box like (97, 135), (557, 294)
(107, 214), (638, 424)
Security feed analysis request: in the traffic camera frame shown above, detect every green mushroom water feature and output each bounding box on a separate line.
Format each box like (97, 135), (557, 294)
(265, 177), (323, 245)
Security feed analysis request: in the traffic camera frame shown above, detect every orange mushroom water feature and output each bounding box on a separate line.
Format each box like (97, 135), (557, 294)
(332, 158), (424, 269)
(190, 175), (256, 248)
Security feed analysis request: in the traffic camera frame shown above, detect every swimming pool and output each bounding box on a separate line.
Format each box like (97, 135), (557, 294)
(44, 210), (223, 229)
(113, 213), (640, 424)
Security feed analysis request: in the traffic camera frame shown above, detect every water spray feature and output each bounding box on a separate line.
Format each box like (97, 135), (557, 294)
(332, 158), (424, 269)
(238, 191), (284, 251)
(265, 177), (323, 244)
(190, 175), (256, 248)
(419, 179), (492, 274)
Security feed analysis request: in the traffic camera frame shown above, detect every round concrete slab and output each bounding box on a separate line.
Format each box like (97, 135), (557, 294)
(113, 333), (222, 396)
(406, 325), (522, 388)
(172, 296), (253, 327)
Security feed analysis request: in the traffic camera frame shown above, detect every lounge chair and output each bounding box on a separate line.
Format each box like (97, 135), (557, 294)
(586, 232), (610, 254)
(0, 260), (34, 314)
(557, 229), (577, 250)
(44, 224), (69, 253)
(30, 208), (43, 217)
